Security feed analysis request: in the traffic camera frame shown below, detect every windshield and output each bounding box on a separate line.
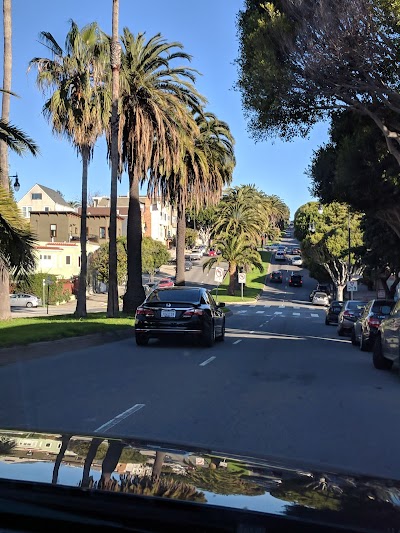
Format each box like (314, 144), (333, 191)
(3, 1), (400, 514)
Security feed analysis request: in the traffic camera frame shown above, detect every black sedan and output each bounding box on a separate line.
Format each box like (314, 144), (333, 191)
(325, 301), (343, 325)
(270, 270), (283, 283)
(134, 287), (226, 346)
(351, 299), (395, 351)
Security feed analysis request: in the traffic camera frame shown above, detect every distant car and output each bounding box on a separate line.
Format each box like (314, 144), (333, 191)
(290, 256), (303, 266)
(157, 278), (175, 288)
(9, 293), (41, 308)
(134, 286), (226, 346)
(310, 284), (331, 301)
(189, 249), (203, 260)
(312, 292), (330, 306)
(275, 251), (286, 262)
(185, 260), (193, 271)
(270, 270), (283, 283)
(289, 274), (302, 287)
(337, 300), (368, 336)
(351, 299), (395, 351)
(207, 249), (217, 257)
(325, 301), (344, 325)
(372, 299), (400, 370)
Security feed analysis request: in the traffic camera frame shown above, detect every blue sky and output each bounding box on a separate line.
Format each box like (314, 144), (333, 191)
(6, 0), (328, 217)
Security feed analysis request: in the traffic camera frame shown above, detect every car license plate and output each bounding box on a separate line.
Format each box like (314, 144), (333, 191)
(161, 309), (176, 318)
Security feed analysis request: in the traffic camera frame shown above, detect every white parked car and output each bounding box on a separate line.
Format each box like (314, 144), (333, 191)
(189, 248), (203, 260)
(275, 251), (286, 262)
(291, 256), (303, 266)
(9, 293), (41, 308)
(312, 292), (330, 306)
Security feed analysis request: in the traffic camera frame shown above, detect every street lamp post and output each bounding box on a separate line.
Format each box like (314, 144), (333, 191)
(9, 172), (19, 191)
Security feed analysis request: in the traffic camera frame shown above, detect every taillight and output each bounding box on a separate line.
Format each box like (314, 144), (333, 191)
(368, 317), (380, 327)
(183, 308), (204, 317)
(343, 311), (352, 317)
(136, 307), (155, 317)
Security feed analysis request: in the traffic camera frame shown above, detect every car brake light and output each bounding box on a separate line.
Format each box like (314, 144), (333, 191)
(368, 317), (380, 327)
(183, 308), (204, 317)
(136, 307), (155, 317)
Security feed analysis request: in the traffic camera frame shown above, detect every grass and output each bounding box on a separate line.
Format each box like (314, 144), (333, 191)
(0, 313), (134, 348)
(211, 251), (270, 303)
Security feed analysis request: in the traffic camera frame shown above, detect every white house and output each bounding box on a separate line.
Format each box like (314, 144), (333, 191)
(18, 184), (76, 219)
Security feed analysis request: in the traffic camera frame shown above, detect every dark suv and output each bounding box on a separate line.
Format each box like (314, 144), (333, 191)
(325, 301), (343, 325)
(352, 299), (395, 351)
(289, 274), (302, 287)
(270, 271), (283, 284)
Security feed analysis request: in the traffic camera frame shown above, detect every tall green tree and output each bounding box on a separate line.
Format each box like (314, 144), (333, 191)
(117, 30), (205, 311)
(29, 21), (110, 318)
(236, 0), (400, 167)
(150, 112), (235, 285)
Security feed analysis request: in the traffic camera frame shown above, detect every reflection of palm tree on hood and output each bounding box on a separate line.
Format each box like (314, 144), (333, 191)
(52, 434), (71, 485)
(81, 438), (104, 488)
(99, 440), (125, 489)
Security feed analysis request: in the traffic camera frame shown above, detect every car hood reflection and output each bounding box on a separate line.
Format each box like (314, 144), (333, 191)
(0, 428), (399, 531)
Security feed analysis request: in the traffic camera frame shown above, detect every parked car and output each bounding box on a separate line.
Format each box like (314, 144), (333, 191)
(337, 300), (368, 336)
(325, 301), (344, 325)
(290, 255), (303, 266)
(312, 292), (330, 306)
(134, 286), (226, 346)
(274, 251), (286, 262)
(185, 260), (193, 271)
(157, 278), (175, 288)
(207, 249), (217, 257)
(351, 299), (395, 351)
(189, 249), (203, 261)
(310, 284), (332, 302)
(270, 270), (283, 283)
(9, 293), (41, 308)
(289, 274), (302, 287)
(372, 299), (400, 370)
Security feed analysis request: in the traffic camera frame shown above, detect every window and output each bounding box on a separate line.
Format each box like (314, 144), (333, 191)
(31, 193), (42, 200)
(41, 255), (51, 260)
(45, 443), (51, 447)
(78, 256), (81, 267)
(23, 206), (32, 218)
(66, 256), (71, 265)
(99, 227), (106, 239)
(50, 224), (57, 238)
(44, 206), (49, 212)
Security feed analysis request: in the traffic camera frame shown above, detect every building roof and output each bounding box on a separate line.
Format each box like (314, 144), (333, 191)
(30, 211), (81, 218)
(36, 185), (73, 208)
(79, 207), (124, 219)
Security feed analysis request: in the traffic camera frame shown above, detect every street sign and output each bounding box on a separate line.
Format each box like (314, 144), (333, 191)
(238, 272), (246, 284)
(214, 267), (224, 283)
(347, 280), (358, 292)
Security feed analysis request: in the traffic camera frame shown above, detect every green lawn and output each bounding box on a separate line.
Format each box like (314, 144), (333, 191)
(211, 251), (270, 303)
(0, 313), (134, 348)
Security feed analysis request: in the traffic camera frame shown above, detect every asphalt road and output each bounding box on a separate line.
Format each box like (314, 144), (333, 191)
(2, 233), (400, 480)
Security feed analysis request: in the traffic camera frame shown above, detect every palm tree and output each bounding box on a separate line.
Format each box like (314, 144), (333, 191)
(203, 233), (263, 295)
(0, 0), (12, 190)
(29, 21), (110, 318)
(116, 30), (205, 312)
(149, 112), (235, 285)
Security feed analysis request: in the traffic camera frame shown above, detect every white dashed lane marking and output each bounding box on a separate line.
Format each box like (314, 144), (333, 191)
(233, 340), (242, 345)
(200, 356), (216, 367)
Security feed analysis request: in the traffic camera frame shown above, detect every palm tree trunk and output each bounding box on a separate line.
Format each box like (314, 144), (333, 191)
(175, 206), (186, 286)
(0, 0), (12, 321)
(75, 146), (89, 318)
(52, 434), (71, 485)
(107, 0), (121, 318)
(99, 440), (124, 488)
(123, 170), (145, 313)
(151, 451), (166, 483)
(81, 437), (103, 488)
(228, 261), (237, 296)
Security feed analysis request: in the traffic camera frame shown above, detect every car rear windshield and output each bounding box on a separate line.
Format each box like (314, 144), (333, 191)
(371, 301), (394, 315)
(347, 301), (367, 310)
(148, 289), (201, 304)
(291, 275), (302, 280)
(314, 292), (327, 297)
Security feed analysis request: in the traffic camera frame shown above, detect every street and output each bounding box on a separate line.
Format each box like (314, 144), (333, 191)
(1, 235), (399, 481)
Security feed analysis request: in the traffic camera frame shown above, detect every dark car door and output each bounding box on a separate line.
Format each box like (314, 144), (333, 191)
(207, 291), (224, 335)
(381, 301), (400, 361)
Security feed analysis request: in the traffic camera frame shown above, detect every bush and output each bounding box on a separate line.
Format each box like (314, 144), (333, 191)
(15, 273), (66, 305)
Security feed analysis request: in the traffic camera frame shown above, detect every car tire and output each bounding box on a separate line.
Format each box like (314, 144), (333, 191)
(351, 328), (358, 346)
(372, 336), (393, 370)
(135, 333), (149, 346)
(26, 302), (33, 308)
(202, 319), (215, 347)
(337, 325), (345, 336)
(360, 334), (369, 352)
(217, 319), (225, 342)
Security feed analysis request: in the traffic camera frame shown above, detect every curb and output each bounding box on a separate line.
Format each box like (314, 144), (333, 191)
(0, 328), (133, 367)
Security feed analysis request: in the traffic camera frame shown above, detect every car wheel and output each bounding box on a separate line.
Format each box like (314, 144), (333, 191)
(360, 334), (369, 352)
(337, 325), (345, 336)
(217, 319), (225, 342)
(351, 328), (358, 346)
(202, 319), (215, 347)
(325, 317), (329, 325)
(26, 302), (33, 308)
(372, 336), (393, 370)
(135, 333), (149, 346)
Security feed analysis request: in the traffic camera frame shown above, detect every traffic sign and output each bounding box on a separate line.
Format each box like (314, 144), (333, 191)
(238, 272), (246, 284)
(214, 267), (224, 283)
(347, 280), (358, 292)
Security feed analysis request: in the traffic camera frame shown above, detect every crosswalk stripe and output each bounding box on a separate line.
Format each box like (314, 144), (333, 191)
(256, 311), (264, 314)
(311, 313), (320, 317)
(293, 313), (300, 316)
(274, 312), (283, 315)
